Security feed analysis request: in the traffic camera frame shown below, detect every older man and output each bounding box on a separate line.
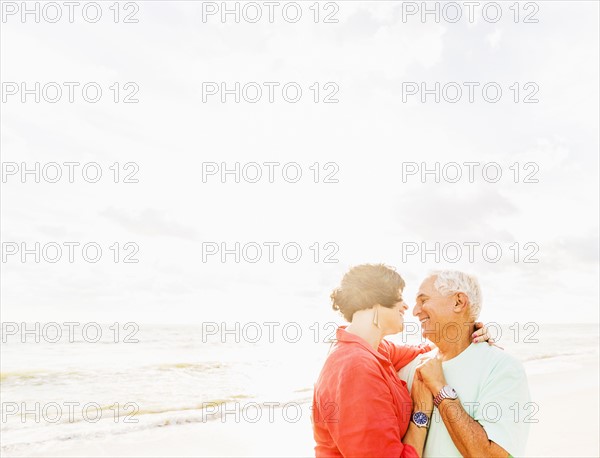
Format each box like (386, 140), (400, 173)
(398, 271), (531, 457)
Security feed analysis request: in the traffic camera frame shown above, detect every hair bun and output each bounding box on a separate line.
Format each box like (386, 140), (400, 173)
(329, 264), (405, 322)
(330, 288), (342, 312)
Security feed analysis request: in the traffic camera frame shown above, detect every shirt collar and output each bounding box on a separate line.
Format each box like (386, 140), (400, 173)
(336, 326), (391, 366)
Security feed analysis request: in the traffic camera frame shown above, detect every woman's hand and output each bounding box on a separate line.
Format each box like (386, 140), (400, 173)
(472, 322), (494, 345)
(411, 373), (434, 414)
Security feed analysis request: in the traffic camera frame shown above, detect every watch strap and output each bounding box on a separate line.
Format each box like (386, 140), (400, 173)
(434, 385), (457, 407)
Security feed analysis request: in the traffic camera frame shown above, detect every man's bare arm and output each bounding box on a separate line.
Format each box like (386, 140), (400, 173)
(437, 399), (509, 458)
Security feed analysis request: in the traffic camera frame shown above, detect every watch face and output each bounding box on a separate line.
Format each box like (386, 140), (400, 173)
(444, 386), (458, 398)
(413, 411), (428, 426)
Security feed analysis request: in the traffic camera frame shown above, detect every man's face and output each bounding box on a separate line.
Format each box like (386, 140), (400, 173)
(413, 276), (457, 341)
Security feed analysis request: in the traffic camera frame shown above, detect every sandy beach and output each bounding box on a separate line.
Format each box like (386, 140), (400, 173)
(9, 354), (598, 458)
(524, 355), (599, 458)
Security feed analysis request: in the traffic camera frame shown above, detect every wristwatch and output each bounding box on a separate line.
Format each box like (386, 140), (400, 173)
(434, 385), (458, 407)
(411, 411), (430, 428)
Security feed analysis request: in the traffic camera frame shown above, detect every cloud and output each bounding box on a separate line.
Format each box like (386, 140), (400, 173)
(485, 28), (503, 48)
(544, 234), (600, 267)
(394, 186), (519, 241)
(100, 207), (197, 240)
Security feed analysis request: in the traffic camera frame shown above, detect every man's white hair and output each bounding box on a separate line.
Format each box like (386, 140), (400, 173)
(432, 270), (482, 320)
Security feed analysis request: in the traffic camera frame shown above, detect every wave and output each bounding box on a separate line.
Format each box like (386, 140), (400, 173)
(154, 362), (225, 371)
(0, 369), (86, 382)
(0, 361), (228, 383)
(0, 396), (265, 444)
(522, 351), (586, 362)
(0, 398), (312, 455)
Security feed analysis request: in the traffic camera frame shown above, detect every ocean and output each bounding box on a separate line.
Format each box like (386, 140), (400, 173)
(1, 322), (598, 456)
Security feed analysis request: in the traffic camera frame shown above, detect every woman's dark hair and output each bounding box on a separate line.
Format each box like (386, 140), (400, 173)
(330, 263), (405, 322)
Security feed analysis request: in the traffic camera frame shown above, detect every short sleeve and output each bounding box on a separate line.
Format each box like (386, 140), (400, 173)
(324, 359), (419, 458)
(473, 355), (531, 457)
(385, 340), (432, 372)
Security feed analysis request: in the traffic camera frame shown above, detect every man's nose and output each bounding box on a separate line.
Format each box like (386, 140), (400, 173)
(413, 302), (421, 316)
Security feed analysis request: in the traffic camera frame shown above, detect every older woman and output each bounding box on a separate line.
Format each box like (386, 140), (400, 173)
(312, 264), (488, 458)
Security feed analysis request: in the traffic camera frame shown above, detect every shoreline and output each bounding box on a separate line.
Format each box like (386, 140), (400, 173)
(3, 355), (599, 458)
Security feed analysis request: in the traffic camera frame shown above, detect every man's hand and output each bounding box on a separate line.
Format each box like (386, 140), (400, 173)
(415, 356), (447, 395)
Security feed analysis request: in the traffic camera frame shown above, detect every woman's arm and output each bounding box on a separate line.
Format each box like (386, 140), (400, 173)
(402, 376), (434, 457)
(386, 341), (432, 372)
(323, 361), (420, 458)
(402, 422), (429, 458)
(388, 322), (493, 370)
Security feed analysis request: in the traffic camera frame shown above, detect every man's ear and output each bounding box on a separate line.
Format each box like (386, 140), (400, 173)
(453, 292), (470, 313)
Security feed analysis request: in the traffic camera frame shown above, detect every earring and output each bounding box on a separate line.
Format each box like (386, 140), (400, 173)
(373, 307), (380, 328)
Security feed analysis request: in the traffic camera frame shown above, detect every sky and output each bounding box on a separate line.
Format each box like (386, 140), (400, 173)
(1, 1), (598, 327)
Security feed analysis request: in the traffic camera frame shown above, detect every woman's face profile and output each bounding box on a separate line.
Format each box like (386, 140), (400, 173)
(379, 289), (409, 335)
